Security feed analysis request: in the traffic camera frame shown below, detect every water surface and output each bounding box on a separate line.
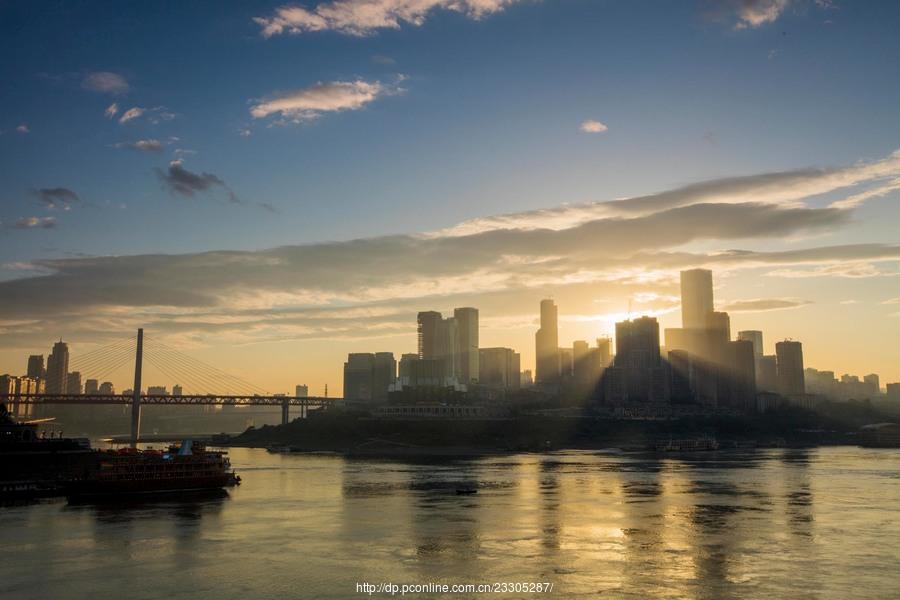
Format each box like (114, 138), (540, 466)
(2, 447), (899, 599)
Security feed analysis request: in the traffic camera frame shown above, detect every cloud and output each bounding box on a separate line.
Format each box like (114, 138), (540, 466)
(4, 153), (900, 347)
(734, 0), (790, 29)
(254, 0), (525, 37)
(115, 139), (164, 153)
(105, 103), (119, 118)
(16, 123), (29, 134)
(14, 216), (57, 229)
(118, 107), (145, 124)
(720, 298), (813, 312)
(433, 149), (900, 237)
(155, 159), (237, 202)
(580, 120), (608, 134)
(31, 187), (80, 210)
(881, 297), (900, 305)
(250, 79), (399, 123)
(81, 71), (129, 94)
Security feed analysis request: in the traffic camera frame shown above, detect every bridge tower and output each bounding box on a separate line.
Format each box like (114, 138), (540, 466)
(130, 328), (143, 447)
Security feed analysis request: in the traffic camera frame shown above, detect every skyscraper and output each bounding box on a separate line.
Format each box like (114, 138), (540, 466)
(737, 330), (764, 360)
(612, 316), (668, 403)
(680, 268), (714, 330)
(343, 353), (376, 401)
(66, 371), (82, 395)
(614, 317), (661, 369)
(417, 311), (442, 359)
(478, 347), (520, 389)
(864, 373), (880, 396)
(535, 299), (559, 384)
(84, 378), (99, 394)
(26, 354), (45, 380)
(373, 352), (397, 402)
(776, 340), (805, 397)
(46, 340), (69, 394)
(454, 307), (479, 384)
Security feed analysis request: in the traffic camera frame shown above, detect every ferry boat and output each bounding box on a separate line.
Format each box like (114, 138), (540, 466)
(67, 440), (240, 500)
(654, 436), (720, 452)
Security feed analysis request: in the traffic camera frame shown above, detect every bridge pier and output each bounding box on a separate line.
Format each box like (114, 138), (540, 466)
(281, 398), (290, 425)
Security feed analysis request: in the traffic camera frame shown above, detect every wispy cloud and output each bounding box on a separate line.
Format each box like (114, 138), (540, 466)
(31, 187), (80, 210)
(250, 78), (402, 123)
(580, 120), (608, 134)
(254, 0), (526, 38)
(118, 107), (145, 124)
(16, 123), (30, 134)
(105, 103), (119, 119)
(720, 298), (813, 312)
(14, 216), (57, 229)
(81, 71), (129, 94)
(115, 139), (165, 153)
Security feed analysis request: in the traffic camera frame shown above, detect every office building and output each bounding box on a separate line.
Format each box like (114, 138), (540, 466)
(478, 347), (521, 389)
(98, 381), (115, 395)
(615, 317), (661, 369)
(84, 379), (99, 395)
(26, 354), (45, 380)
(737, 330), (764, 360)
(343, 352), (395, 402)
(864, 374), (880, 396)
(454, 307), (479, 384)
(611, 317), (668, 403)
(680, 269), (714, 330)
(535, 299), (560, 384)
(776, 340), (805, 397)
(758, 355), (778, 392)
(295, 384), (309, 397)
(66, 371), (82, 395)
(417, 311), (442, 359)
(46, 340), (69, 394)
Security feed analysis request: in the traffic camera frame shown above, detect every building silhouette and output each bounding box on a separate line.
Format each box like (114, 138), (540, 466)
(776, 340), (805, 397)
(26, 354), (45, 381)
(680, 268), (714, 330)
(46, 340), (69, 394)
(295, 384), (308, 397)
(535, 299), (559, 384)
(343, 352), (395, 402)
(454, 307), (479, 384)
(84, 378), (99, 394)
(478, 347), (520, 389)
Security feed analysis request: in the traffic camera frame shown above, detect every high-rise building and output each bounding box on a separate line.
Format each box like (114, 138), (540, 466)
(454, 307), (479, 384)
(417, 311), (442, 359)
(776, 340), (805, 397)
(343, 352), (395, 402)
(99, 381), (115, 395)
(887, 383), (900, 402)
(535, 299), (559, 384)
(680, 269), (714, 330)
(737, 331), (764, 359)
(864, 374), (880, 396)
(46, 340), (69, 394)
(615, 317), (661, 369)
(147, 385), (167, 396)
(26, 355), (45, 380)
(573, 340), (590, 387)
(373, 352), (397, 402)
(758, 355), (778, 392)
(595, 337), (612, 367)
(478, 347), (521, 389)
(295, 384), (308, 397)
(558, 347), (573, 378)
(66, 371), (82, 395)
(84, 378), (100, 395)
(343, 353), (376, 401)
(611, 317), (668, 403)
(724, 340), (756, 410)
(173, 384), (183, 396)
(705, 311), (731, 345)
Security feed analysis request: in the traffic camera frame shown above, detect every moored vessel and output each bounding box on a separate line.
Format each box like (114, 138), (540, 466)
(67, 440), (240, 500)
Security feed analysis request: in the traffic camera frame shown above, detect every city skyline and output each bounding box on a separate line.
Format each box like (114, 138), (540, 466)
(2, 1), (900, 394)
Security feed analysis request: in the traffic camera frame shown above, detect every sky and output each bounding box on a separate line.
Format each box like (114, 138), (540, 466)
(1, 0), (900, 395)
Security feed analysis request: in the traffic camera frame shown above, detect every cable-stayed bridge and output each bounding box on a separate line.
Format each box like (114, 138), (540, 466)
(13, 329), (337, 445)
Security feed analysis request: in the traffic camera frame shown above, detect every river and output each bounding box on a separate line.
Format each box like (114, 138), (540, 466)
(2, 446), (899, 599)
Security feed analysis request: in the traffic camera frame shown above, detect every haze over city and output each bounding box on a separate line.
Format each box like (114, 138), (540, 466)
(2, 0), (900, 396)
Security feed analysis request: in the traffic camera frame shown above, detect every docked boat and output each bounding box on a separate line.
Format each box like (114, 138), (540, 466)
(67, 440), (240, 500)
(654, 436), (719, 452)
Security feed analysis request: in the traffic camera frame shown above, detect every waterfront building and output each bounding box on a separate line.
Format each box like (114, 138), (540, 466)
(46, 340), (69, 394)
(776, 340), (805, 397)
(478, 347), (521, 389)
(84, 379), (99, 394)
(66, 371), (82, 395)
(147, 386), (168, 396)
(680, 268), (714, 330)
(343, 352), (396, 402)
(98, 381), (115, 395)
(173, 384), (183, 396)
(758, 355), (778, 393)
(26, 354), (45, 381)
(454, 307), (479, 384)
(295, 384), (308, 397)
(535, 299), (560, 384)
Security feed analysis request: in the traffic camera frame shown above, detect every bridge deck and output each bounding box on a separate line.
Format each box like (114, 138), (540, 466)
(12, 394), (338, 406)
